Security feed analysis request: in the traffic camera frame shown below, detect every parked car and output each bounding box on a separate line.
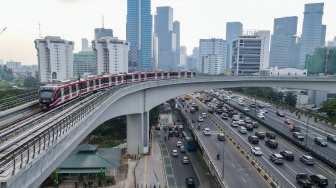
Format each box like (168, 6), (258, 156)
(203, 128), (211, 135)
(310, 174), (328, 187)
(172, 150), (178, 157)
(251, 147), (262, 156)
(266, 132), (276, 139)
(248, 136), (259, 144)
(269, 153), (284, 164)
(276, 111), (285, 117)
(327, 134), (336, 143)
(243, 107), (249, 112)
(299, 155), (315, 165)
(238, 126), (247, 134)
(314, 137), (328, 147)
(280, 151), (294, 161)
(252, 122), (259, 128)
(265, 139), (278, 149)
(255, 132), (266, 139)
(293, 132), (304, 141)
(182, 156), (189, 164)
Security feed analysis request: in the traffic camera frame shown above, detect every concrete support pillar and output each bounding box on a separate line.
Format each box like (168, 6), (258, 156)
(127, 112), (149, 156)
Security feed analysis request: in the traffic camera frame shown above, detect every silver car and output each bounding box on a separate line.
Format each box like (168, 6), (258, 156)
(238, 126), (247, 134)
(299, 155), (315, 165)
(172, 150), (178, 157)
(182, 156), (189, 164)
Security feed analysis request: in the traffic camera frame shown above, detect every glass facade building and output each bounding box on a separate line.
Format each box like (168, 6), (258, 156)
(226, 22), (243, 70)
(73, 51), (95, 77)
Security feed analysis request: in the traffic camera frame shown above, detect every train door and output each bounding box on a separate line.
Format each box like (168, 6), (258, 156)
(167, 72), (170, 79)
(61, 88), (64, 103)
(69, 86), (73, 99)
(76, 84), (79, 96)
(120, 76), (123, 84)
(109, 77), (112, 86)
(99, 79), (101, 88)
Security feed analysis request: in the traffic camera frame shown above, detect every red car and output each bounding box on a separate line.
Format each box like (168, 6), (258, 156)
(284, 119), (294, 125)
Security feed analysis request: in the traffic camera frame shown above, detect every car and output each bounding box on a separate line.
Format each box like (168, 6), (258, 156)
(269, 153), (284, 164)
(251, 147), (262, 156)
(255, 131), (266, 139)
(265, 103), (270, 107)
(175, 130), (180, 137)
(280, 151), (294, 161)
(169, 125), (173, 131)
(250, 103), (256, 108)
(299, 155), (315, 165)
(180, 146), (186, 153)
(265, 139), (278, 149)
(261, 108), (268, 113)
(177, 141), (182, 147)
(162, 124), (168, 130)
(208, 108), (214, 114)
(284, 119), (294, 125)
(259, 109), (265, 114)
(245, 124), (254, 131)
(221, 113), (229, 120)
(182, 156), (189, 164)
(198, 116), (204, 122)
(252, 122), (259, 128)
(168, 131), (174, 137)
(276, 111), (285, 117)
(258, 104), (265, 108)
(238, 126), (247, 134)
(238, 113), (244, 119)
(172, 150), (178, 157)
(238, 120), (245, 126)
(243, 107), (249, 112)
(327, 134), (336, 142)
(238, 101), (244, 106)
(185, 177), (195, 187)
(218, 133), (226, 141)
(230, 121), (239, 127)
(203, 128), (211, 135)
(310, 174), (328, 187)
(314, 137), (328, 147)
(293, 132), (304, 141)
(155, 124), (160, 130)
(248, 136), (259, 144)
(244, 117), (252, 123)
(257, 113), (265, 119)
(179, 124), (184, 129)
(266, 132), (276, 139)
(202, 113), (207, 118)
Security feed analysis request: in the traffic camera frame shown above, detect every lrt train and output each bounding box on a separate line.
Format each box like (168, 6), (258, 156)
(38, 71), (196, 110)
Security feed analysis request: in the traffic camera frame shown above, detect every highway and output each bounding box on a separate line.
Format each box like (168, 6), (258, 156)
(177, 100), (271, 188)
(194, 92), (336, 187)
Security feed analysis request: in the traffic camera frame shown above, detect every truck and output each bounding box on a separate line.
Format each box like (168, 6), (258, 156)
(296, 173), (314, 188)
(232, 115), (240, 121)
(199, 94), (204, 100)
(184, 94), (191, 100)
(290, 124), (301, 132)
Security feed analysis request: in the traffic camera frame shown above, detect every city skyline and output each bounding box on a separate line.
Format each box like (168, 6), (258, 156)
(0, 0), (335, 65)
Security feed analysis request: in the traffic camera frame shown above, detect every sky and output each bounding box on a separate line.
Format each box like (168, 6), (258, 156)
(0, 0), (335, 65)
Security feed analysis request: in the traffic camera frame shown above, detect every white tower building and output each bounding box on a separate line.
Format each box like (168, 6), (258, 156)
(92, 37), (129, 75)
(35, 36), (74, 83)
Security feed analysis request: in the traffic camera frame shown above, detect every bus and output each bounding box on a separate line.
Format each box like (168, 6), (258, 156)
(182, 131), (196, 150)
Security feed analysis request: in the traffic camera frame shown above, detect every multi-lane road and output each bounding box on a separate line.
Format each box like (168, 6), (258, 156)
(183, 93), (336, 188)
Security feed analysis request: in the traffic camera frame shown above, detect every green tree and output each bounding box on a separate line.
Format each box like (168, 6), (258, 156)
(23, 77), (38, 88)
(284, 91), (297, 107)
(149, 106), (160, 127)
(318, 98), (336, 119)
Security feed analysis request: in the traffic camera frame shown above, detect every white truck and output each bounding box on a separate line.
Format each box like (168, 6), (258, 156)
(233, 115), (240, 121)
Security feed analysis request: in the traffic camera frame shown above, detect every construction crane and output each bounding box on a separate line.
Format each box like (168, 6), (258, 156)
(0, 27), (7, 36)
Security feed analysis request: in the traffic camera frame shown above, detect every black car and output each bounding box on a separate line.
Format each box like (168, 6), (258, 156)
(293, 132), (304, 141)
(310, 174), (328, 187)
(276, 111), (285, 117)
(186, 177), (195, 187)
(255, 132), (266, 139)
(245, 124), (253, 131)
(266, 132), (276, 139)
(174, 130), (180, 137)
(168, 131), (174, 137)
(252, 122), (259, 128)
(280, 151), (294, 161)
(257, 104), (265, 108)
(208, 108), (214, 114)
(248, 136), (259, 144)
(265, 139), (278, 149)
(314, 137), (328, 147)
(327, 134), (336, 143)
(250, 103), (256, 108)
(168, 125), (173, 131)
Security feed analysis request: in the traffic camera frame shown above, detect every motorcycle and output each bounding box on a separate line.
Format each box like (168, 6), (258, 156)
(217, 154), (220, 160)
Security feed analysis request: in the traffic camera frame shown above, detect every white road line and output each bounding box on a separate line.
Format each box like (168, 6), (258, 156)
(259, 143), (272, 154)
(284, 164), (297, 174)
(241, 176), (246, 183)
(224, 152), (227, 156)
(306, 168), (314, 174)
(217, 143), (220, 147)
(231, 163), (236, 168)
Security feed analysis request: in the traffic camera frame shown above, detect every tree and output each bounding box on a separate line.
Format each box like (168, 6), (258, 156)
(318, 98), (336, 119)
(149, 106), (160, 127)
(23, 77), (38, 88)
(284, 91), (297, 107)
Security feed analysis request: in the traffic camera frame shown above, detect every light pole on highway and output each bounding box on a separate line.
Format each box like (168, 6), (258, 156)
(222, 131), (225, 181)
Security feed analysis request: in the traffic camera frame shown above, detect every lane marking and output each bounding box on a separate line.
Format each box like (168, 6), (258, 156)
(284, 164), (297, 174)
(241, 176), (246, 183)
(306, 168), (314, 174)
(231, 163), (236, 168)
(217, 142), (220, 147)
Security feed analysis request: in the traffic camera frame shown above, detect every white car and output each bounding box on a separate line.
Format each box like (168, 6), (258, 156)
(243, 107), (249, 112)
(238, 101), (244, 106)
(251, 147), (262, 156)
(179, 124), (184, 129)
(176, 141), (182, 147)
(182, 156), (189, 164)
(172, 150), (178, 157)
(198, 116), (204, 122)
(238, 126), (247, 134)
(257, 113), (265, 119)
(238, 120), (245, 126)
(202, 113), (207, 118)
(265, 103), (270, 107)
(262, 108), (268, 113)
(231, 121), (239, 127)
(203, 128), (211, 135)
(259, 110), (265, 114)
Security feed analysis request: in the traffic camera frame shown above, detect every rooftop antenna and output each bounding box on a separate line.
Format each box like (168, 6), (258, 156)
(102, 15), (104, 28)
(39, 23), (43, 39)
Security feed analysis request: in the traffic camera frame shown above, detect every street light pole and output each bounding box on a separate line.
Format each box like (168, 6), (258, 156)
(222, 132), (225, 181)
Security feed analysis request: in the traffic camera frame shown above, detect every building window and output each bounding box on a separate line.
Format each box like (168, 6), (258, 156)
(52, 72), (57, 79)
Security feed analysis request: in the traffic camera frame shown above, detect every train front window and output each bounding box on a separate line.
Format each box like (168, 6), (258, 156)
(40, 90), (53, 99)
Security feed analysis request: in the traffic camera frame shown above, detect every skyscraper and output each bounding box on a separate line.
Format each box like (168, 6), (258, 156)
(154, 6), (176, 70)
(173, 21), (180, 65)
(126, 0), (153, 70)
(94, 28), (113, 40)
(269, 16), (298, 68)
(226, 22), (243, 70)
(320, 25), (326, 46)
(199, 38), (226, 74)
(299, 3), (324, 69)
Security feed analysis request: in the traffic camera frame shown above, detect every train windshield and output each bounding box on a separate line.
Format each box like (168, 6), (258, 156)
(40, 90), (53, 99)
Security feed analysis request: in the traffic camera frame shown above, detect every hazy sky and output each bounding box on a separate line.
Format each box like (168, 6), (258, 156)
(0, 0), (335, 65)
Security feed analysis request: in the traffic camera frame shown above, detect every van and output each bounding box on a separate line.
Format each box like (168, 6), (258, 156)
(218, 134), (226, 141)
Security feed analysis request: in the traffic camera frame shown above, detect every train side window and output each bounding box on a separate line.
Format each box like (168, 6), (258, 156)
(96, 80), (99, 85)
(81, 82), (87, 89)
(89, 81), (93, 87)
(71, 85), (76, 93)
(64, 87), (69, 95)
(112, 77), (115, 82)
(56, 90), (61, 99)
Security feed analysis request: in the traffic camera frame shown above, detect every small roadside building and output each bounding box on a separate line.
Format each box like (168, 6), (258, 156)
(58, 144), (122, 182)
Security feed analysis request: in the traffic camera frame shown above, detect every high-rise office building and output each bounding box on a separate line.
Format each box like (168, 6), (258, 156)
(94, 28), (113, 40)
(126, 0), (152, 70)
(180, 46), (187, 66)
(269, 16), (298, 68)
(152, 33), (159, 70)
(199, 38), (226, 74)
(173, 21), (180, 66)
(226, 22), (243, 70)
(92, 37), (129, 75)
(154, 6), (176, 70)
(73, 51), (95, 77)
(6, 61), (21, 72)
(35, 36), (74, 83)
(320, 25), (326, 46)
(299, 3), (324, 69)
(81, 38), (92, 52)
